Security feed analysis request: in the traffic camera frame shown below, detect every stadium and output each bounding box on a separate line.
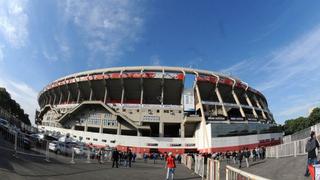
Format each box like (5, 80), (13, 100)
(37, 66), (282, 154)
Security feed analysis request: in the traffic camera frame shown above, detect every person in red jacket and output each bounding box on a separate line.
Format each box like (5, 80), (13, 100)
(165, 152), (176, 180)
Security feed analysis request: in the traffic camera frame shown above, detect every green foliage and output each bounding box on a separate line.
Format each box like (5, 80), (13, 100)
(0, 87), (31, 125)
(309, 108), (320, 126)
(283, 107), (320, 135)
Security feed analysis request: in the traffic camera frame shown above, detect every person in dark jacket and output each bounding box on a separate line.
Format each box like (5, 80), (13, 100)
(305, 131), (319, 177)
(112, 149), (119, 168)
(127, 151), (133, 167)
(237, 150), (243, 168)
(252, 149), (257, 161)
(232, 151), (237, 164)
(244, 148), (251, 167)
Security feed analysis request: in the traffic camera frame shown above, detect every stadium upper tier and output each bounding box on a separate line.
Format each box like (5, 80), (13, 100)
(38, 66), (273, 124)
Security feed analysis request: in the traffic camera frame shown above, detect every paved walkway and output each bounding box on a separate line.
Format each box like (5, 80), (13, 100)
(0, 147), (200, 180)
(0, 136), (312, 180)
(220, 156), (309, 180)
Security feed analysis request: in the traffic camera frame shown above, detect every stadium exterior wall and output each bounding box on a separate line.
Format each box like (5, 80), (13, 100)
(37, 66), (280, 153)
(39, 125), (282, 154)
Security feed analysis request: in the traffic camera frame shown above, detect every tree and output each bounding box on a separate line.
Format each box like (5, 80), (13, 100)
(283, 117), (308, 135)
(0, 87), (31, 125)
(309, 108), (320, 126)
(282, 107), (320, 135)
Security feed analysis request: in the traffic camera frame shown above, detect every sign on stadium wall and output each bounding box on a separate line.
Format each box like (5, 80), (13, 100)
(183, 90), (195, 112)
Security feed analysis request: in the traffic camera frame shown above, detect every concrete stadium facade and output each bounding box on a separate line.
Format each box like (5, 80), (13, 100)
(37, 66), (282, 154)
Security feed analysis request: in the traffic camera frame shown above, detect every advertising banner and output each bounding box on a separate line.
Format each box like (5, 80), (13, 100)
(183, 90), (195, 112)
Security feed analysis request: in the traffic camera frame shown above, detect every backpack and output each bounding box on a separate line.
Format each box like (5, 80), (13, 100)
(306, 138), (316, 153)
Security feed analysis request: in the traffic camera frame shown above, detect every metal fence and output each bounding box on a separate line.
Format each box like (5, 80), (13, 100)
(194, 155), (205, 178)
(265, 121), (320, 158)
(206, 159), (220, 180)
(67, 148), (113, 164)
(0, 125), (50, 161)
(266, 138), (307, 158)
(225, 165), (270, 180)
(182, 154), (220, 180)
(291, 127), (311, 141)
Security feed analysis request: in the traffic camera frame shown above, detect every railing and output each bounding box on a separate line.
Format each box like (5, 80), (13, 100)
(225, 165), (270, 180)
(206, 159), (220, 180)
(194, 155), (205, 177)
(282, 122), (320, 144)
(0, 125), (50, 162)
(182, 154), (220, 180)
(187, 155), (193, 170)
(266, 137), (307, 158)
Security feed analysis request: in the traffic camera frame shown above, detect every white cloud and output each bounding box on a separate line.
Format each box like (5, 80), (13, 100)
(43, 50), (58, 62)
(150, 55), (161, 66)
(60, 0), (144, 64)
(0, 0), (28, 48)
(221, 25), (320, 123)
(54, 35), (71, 61)
(0, 72), (38, 125)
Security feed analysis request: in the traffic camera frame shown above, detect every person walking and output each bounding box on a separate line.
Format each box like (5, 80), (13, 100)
(252, 148), (257, 162)
(123, 152), (128, 168)
(259, 147), (263, 160)
(244, 148), (250, 168)
(127, 150), (133, 167)
(305, 131), (319, 177)
(255, 147), (259, 159)
(237, 150), (243, 168)
(143, 153), (148, 163)
(132, 152), (136, 162)
(226, 151), (231, 164)
(98, 149), (103, 164)
(177, 154), (181, 164)
(153, 152), (158, 164)
(232, 151), (237, 164)
(112, 149), (119, 168)
(165, 152), (176, 180)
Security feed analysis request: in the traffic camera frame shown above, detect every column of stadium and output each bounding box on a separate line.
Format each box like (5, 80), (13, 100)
(37, 66), (282, 154)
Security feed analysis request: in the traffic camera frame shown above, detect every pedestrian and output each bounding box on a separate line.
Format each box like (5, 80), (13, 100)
(226, 151), (231, 164)
(123, 152), (128, 167)
(259, 147), (263, 160)
(244, 148), (250, 168)
(119, 152), (123, 166)
(305, 131), (319, 177)
(98, 149), (103, 164)
(177, 154), (181, 164)
(255, 147), (259, 159)
(262, 147), (266, 159)
(237, 150), (243, 168)
(112, 149), (119, 168)
(153, 152), (158, 164)
(252, 148), (257, 162)
(127, 150), (133, 167)
(165, 152), (176, 180)
(232, 151), (237, 164)
(132, 152), (136, 162)
(143, 153), (148, 163)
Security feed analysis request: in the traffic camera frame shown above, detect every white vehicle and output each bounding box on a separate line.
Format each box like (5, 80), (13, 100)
(56, 142), (72, 156)
(56, 142), (81, 156)
(49, 141), (59, 152)
(30, 133), (44, 142)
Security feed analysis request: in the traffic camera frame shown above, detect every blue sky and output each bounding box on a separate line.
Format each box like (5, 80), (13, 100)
(0, 0), (320, 124)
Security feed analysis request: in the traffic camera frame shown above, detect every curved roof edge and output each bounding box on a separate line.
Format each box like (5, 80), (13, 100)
(52, 66), (241, 83)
